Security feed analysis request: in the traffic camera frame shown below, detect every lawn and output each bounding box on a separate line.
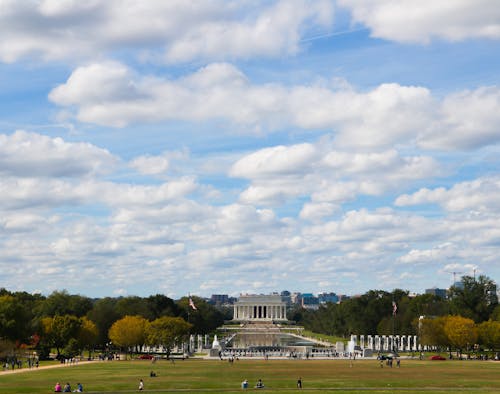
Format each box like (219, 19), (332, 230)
(0, 358), (499, 393)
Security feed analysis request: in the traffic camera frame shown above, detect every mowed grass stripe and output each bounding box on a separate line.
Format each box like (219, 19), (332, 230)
(0, 359), (499, 393)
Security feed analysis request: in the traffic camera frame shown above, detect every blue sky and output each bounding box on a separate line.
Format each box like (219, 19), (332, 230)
(1, 0), (500, 299)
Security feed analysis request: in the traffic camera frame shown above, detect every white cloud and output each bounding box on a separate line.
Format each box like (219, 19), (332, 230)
(231, 142), (439, 206)
(418, 86), (500, 150)
(129, 154), (169, 175)
(339, 0), (500, 44)
(229, 143), (317, 179)
(299, 202), (337, 221)
(0, 176), (198, 210)
(0, 130), (117, 177)
(395, 176), (500, 212)
(51, 62), (500, 152)
(0, 0), (334, 63)
(398, 243), (456, 265)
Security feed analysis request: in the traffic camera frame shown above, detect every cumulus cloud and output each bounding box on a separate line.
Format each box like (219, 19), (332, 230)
(398, 243), (457, 265)
(129, 154), (170, 175)
(418, 86), (500, 150)
(395, 176), (500, 212)
(339, 0), (500, 44)
(230, 142), (439, 207)
(229, 143), (317, 179)
(0, 130), (117, 177)
(0, 176), (198, 210)
(50, 62), (500, 151)
(0, 0), (333, 63)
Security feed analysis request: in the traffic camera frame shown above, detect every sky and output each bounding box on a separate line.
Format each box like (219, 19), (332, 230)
(1, 0), (500, 299)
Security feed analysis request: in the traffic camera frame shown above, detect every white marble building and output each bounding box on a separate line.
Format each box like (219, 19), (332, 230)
(233, 294), (288, 321)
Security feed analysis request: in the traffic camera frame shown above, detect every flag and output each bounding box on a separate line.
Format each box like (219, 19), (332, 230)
(392, 301), (397, 316)
(189, 297), (197, 310)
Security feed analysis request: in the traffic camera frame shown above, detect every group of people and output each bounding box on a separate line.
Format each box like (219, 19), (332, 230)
(241, 378), (303, 389)
(241, 379), (265, 389)
(54, 382), (83, 392)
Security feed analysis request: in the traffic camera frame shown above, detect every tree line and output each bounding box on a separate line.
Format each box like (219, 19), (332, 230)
(291, 275), (499, 353)
(0, 290), (228, 359)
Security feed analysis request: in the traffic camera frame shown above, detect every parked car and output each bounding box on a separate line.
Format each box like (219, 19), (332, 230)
(430, 355), (446, 360)
(138, 354), (154, 360)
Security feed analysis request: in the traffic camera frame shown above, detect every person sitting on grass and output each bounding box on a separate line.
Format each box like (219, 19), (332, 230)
(255, 379), (264, 389)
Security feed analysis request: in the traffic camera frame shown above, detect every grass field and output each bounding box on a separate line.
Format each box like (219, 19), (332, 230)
(0, 358), (499, 393)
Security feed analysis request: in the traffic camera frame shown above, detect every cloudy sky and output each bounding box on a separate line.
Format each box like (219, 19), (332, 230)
(1, 0), (500, 299)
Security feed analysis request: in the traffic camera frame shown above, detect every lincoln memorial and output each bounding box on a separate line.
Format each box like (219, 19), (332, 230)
(233, 294), (287, 322)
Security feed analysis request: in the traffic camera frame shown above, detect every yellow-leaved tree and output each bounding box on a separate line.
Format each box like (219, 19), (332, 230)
(477, 320), (500, 352)
(108, 315), (149, 358)
(443, 315), (477, 355)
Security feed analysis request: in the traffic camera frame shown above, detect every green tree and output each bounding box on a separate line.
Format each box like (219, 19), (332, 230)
(37, 290), (93, 318)
(449, 275), (498, 322)
(115, 296), (152, 320)
(177, 296), (224, 334)
(0, 295), (32, 342)
(146, 294), (179, 319)
(86, 297), (121, 344)
(78, 317), (99, 357)
(41, 315), (82, 358)
(145, 316), (192, 358)
(108, 315), (148, 357)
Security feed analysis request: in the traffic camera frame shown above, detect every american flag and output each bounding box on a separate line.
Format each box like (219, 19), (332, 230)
(189, 297), (197, 310)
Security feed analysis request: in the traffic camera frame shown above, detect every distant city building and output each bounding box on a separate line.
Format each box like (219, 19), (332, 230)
(452, 281), (464, 290)
(210, 294), (229, 305)
(280, 290), (291, 305)
(425, 288), (447, 299)
(301, 293), (320, 310)
(318, 292), (339, 304)
(485, 282), (498, 305)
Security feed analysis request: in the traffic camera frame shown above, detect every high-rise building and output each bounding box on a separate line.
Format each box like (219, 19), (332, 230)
(425, 287), (447, 299)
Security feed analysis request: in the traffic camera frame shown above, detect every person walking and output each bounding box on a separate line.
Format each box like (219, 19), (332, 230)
(139, 379), (144, 391)
(297, 377), (302, 389)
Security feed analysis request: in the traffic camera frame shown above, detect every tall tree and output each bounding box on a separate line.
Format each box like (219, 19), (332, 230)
(78, 317), (99, 357)
(108, 315), (149, 357)
(115, 296), (152, 320)
(477, 320), (500, 351)
(37, 290), (93, 318)
(418, 316), (449, 351)
(41, 315), (82, 358)
(449, 275), (498, 322)
(146, 294), (179, 319)
(0, 295), (32, 342)
(86, 297), (120, 344)
(443, 315), (477, 354)
(177, 296), (224, 334)
(145, 316), (192, 358)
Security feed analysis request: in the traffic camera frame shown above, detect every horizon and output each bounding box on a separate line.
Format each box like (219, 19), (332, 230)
(1, 1), (499, 299)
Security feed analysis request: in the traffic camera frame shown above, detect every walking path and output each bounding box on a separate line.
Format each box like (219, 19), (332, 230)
(0, 360), (94, 375)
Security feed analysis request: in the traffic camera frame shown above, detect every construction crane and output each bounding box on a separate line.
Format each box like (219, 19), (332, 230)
(445, 271), (463, 284)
